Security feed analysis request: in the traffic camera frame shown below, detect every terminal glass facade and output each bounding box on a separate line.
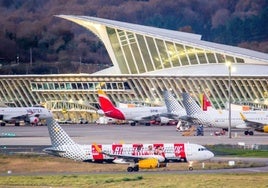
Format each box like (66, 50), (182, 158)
(106, 27), (245, 74)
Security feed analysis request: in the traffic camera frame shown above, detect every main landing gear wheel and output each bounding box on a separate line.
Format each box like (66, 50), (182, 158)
(127, 166), (139, 172)
(244, 130), (254, 135)
(189, 167), (193, 171)
(133, 166), (139, 172)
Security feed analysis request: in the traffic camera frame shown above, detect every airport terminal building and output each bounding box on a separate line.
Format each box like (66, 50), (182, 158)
(0, 15), (268, 121)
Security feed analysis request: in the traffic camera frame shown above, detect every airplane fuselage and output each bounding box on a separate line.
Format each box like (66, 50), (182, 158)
(0, 107), (53, 122)
(193, 110), (268, 128)
(105, 106), (167, 121)
(210, 110), (268, 129)
(46, 142), (214, 163)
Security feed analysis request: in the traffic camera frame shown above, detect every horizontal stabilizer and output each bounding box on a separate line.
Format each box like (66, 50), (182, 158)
(43, 147), (66, 154)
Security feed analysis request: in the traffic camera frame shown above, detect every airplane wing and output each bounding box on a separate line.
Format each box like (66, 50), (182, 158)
(4, 114), (28, 121)
(43, 147), (66, 155)
(239, 113), (267, 131)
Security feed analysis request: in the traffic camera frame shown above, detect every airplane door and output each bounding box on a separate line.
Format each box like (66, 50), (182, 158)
(186, 143), (193, 156)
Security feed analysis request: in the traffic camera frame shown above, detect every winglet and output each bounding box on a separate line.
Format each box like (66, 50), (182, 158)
(240, 112), (247, 121)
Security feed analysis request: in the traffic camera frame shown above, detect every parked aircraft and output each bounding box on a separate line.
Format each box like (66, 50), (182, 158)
(43, 118), (214, 172)
(162, 90), (189, 129)
(182, 92), (268, 135)
(97, 90), (167, 126)
(237, 112), (268, 135)
(0, 106), (53, 126)
(163, 90), (186, 117)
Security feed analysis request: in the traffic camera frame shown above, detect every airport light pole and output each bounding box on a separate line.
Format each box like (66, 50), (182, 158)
(226, 61), (232, 138)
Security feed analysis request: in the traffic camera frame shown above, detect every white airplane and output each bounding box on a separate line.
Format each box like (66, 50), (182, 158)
(238, 112), (268, 135)
(0, 106), (53, 126)
(43, 118), (214, 172)
(163, 90), (186, 118)
(97, 90), (167, 126)
(182, 92), (268, 135)
(162, 90), (190, 129)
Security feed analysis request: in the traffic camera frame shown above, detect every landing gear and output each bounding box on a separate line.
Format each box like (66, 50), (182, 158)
(188, 161), (194, 171)
(127, 165), (139, 172)
(244, 130), (254, 135)
(145, 122), (151, 126)
(130, 122), (136, 126)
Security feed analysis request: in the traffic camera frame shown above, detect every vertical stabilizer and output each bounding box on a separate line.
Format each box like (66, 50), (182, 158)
(182, 92), (214, 126)
(163, 90), (186, 116)
(97, 90), (125, 120)
(98, 90), (116, 112)
(182, 93), (203, 115)
(46, 118), (75, 147)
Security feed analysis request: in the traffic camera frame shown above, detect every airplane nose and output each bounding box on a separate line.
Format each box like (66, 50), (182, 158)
(209, 151), (214, 159)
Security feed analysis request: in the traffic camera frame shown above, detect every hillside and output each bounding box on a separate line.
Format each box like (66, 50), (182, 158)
(0, 0), (267, 74)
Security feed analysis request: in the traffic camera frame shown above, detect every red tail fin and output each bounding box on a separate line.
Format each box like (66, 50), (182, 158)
(200, 93), (211, 111)
(97, 90), (125, 120)
(98, 90), (116, 112)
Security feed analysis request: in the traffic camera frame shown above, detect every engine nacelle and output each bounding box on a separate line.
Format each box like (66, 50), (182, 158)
(29, 116), (39, 124)
(263, 125), (268, 133)
(138, 158), (159, 169)
(113, 158), (129, 164)
(158, 117), (170, 124)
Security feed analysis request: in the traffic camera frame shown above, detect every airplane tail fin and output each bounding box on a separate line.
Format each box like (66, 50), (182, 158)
(46, 118), (75, 147)
(182, 92), (215, 126)
(163, 90), (186, 116)
(182, 92), (203, 115)
(200, 93), (212, 111)
(98, 90), (116, 112)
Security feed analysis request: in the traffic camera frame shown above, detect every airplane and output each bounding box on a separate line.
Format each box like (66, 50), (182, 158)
(182, 92), (268, 135)
(163, 90), (186, 118)
(97, 90), (167, 126)
(237, 112), (268, 135)
(162, 90), (191, 129)
(43, 117), (214, 172)
(0, 106), (53, 126)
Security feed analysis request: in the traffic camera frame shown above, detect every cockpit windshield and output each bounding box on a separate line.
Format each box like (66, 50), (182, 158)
(198, 147), (208, 151)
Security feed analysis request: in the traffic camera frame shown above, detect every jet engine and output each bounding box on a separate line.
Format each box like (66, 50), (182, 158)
(113, 158), (129, 164)
(138, 158), (159, 169)
(29, 116), (39, 125)
(262, 125), (268, 133)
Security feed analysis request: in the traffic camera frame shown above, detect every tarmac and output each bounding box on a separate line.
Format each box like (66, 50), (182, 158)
(1, 123), (267, 147)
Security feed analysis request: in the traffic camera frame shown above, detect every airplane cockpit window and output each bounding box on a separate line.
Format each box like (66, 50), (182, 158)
(198, 148), (207, 151)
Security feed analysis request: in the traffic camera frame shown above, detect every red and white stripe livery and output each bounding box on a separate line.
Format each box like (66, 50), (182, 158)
(44, 118), (214, 172)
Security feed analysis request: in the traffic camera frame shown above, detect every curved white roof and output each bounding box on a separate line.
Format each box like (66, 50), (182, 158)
(146, 64), (268, 77)
(58, 15), (268, 63)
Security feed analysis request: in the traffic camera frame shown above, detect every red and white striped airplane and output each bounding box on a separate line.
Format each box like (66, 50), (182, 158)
(97, 90), (167, 126)
(43, 118), (214, 172)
